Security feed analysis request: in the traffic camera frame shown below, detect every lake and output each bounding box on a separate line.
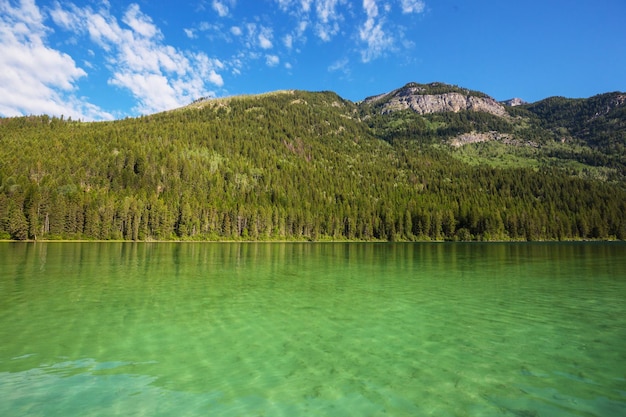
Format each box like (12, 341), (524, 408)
(1, 242), (625, 416)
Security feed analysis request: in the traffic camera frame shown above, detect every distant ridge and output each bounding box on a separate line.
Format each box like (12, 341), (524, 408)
(176, 81), (622, 114)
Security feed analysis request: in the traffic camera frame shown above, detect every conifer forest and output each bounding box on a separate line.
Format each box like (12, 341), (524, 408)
(1, 84), (625, 241)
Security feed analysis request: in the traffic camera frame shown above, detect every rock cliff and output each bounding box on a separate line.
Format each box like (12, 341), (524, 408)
(362, 83), (508, 117)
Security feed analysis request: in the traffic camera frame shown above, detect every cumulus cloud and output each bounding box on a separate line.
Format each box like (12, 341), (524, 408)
(0, 0), (112, 120)
(49, 2), (225, 115)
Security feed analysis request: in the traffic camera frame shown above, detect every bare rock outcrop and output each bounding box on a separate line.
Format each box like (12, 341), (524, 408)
(501, 98), (527, 107)
(449, 131), (539, 148)
(363, 83), (508, 117)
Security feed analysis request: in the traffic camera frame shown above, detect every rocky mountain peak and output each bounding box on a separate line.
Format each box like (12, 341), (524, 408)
(501, 98), (527, 107)
(362, 82), (508, 118)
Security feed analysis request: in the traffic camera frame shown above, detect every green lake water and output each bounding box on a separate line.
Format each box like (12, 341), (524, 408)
(0, 242), (625, 416)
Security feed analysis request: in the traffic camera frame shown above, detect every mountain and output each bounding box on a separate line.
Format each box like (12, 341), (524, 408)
(523, 92), (626, 148)
(501, 98), (527, 107)
(0, 83), (625, 242)
(361, 82), (507, 117)
(361, 82), (626, 180)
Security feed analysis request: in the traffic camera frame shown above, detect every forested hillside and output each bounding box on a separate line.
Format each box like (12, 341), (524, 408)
(1, 85), (625, 241)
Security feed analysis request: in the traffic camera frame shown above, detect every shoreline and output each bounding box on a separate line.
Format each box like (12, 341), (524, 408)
(0, 238), (622, 243)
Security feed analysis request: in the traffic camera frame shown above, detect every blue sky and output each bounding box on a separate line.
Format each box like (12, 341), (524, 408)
(1, 0), (625, 120)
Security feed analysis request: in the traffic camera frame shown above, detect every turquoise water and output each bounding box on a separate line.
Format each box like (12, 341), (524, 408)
(0, 242), (625, 416)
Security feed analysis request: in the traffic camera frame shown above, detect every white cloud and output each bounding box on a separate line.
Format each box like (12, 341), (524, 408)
(297, 20), (309, 35)
(209, 71), (224, 86)
(212, 0), (229, 17)
(271, 0), (424, 62)
(244, 22), (258, 46)
(83, 11), (123, 49)
(184, 28), (196, 39)
(123, 4), (158, 38)
(258, 27), (273, 49)
(230, 26), (242, 36)
(355, 0), (425, 62)
(270, 0), (423, 63)
(198, 21), (212, 31)
(239, 22), (262, 50)
(275, 0), (293, 11)
(359, 0), (394, 62)
(196, 54), (225, 86)
(49, 2), (225, 115)
(266, 55), (280, 67)
(0, 0), (112, 120)
(363, 0), (379, 21)
(272, 0), (344, 42)
(314, 0), (345, 41)
(316, 0), (343, 23)
(400, 0), (425, 14)
(49, 4), (79, 29)
(281, 21), (308, 51)
(275, 0), (312, 13)
(283, 34), (293, 49)
(315, 21), (339, 41)
(328, 57), (349, 72)
(231, 57), (242, 75)
(110, 72), (179, 111)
